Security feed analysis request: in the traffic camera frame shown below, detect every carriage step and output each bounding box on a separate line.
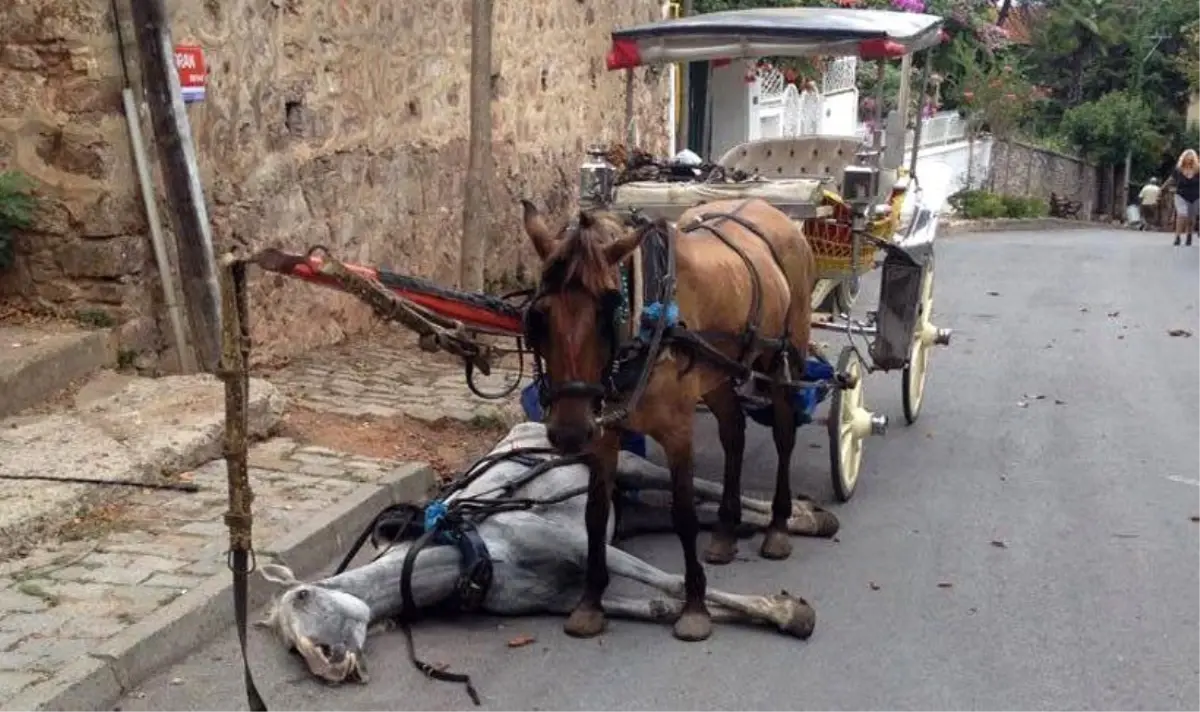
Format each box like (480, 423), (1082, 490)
(933, 326), (953, 346)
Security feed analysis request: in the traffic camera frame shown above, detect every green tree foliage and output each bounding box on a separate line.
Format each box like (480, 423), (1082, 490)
(0, 171), (35, 271)
(944, 35), (1034, 138)
(1060, 91), (1159, 166)
(1173, 20), (1199, 94)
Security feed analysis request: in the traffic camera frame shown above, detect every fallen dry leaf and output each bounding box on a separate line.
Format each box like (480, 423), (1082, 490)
(1107, 311), (1120, 318)
(936, 582), (954, 589)
(1079, 307), (1089, 313)
(990, 540), (1007, 549)
(868, 581), (881, 591)
(1017, 401), (1029, 408)
(1190, 516), (1198, 523)
(1168, 329), (1193, 338)
(987, 291), (1000, 296)
(1054, 399), (1066, 405)
(507, 635), (536, 648)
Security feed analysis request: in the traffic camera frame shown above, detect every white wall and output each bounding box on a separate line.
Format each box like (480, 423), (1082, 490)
(904, 136), (995, 211)
(819, 90), (859, 135)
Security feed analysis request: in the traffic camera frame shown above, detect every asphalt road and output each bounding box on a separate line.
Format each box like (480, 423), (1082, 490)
(120, 228), (1200, 712)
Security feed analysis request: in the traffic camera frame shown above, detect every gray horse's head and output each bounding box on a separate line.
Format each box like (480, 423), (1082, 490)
(257, 563), (371, 684)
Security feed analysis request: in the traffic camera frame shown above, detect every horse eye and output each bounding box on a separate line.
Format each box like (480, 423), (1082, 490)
(293, 588), (310, 602)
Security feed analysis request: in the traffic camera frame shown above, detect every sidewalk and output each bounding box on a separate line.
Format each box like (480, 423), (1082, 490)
(0, 327), (524, 710)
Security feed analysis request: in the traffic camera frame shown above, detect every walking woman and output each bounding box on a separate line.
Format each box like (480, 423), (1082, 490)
(1164, 149), (1199, 246)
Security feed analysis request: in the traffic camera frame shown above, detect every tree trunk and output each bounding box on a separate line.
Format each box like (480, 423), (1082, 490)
(997, 0), (1013, 25)
(460, 0), (493, 292)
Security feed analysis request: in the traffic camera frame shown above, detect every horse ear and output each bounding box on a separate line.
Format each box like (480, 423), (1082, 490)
(604, 220), (657, 266)
(521, 199), (557, 260)
(260, 563), (299, 586)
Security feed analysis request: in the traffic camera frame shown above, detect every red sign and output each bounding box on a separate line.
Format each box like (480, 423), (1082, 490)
(174, 44), (206, 102)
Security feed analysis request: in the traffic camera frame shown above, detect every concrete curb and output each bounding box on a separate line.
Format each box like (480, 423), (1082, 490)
(1, 463), (437, 712)
(938, 217), (1100, 237)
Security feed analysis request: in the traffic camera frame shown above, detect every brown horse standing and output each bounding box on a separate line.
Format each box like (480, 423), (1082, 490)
(520, 197), (830, 642)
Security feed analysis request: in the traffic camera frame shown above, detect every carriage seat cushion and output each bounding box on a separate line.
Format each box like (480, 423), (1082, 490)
(613, 177), (826, 210)
(717, 136), (864, 185)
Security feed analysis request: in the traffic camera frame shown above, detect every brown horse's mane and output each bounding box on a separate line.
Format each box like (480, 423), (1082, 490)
(539, 211), (626, 297)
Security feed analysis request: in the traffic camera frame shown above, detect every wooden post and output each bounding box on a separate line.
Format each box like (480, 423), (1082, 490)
(129, 0), (222, 372)
(459, 0), (493, 293)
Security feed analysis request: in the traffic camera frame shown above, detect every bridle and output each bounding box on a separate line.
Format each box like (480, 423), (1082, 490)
(523, 283), (625, 414)
(523, 215), (676, 430)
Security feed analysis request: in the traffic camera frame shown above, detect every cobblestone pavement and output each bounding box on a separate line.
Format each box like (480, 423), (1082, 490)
(261, 329), (529, 427)
(0, 329), (528, 705)
(0, 444), (413, 701)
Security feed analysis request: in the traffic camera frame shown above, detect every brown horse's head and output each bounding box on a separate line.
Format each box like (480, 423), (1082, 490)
(520, 199), (649, 454)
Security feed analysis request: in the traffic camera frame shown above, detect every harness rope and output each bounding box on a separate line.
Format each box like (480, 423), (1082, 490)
(332, 446), (591, 707)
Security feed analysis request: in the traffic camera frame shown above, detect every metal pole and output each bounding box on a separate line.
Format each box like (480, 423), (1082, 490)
(908, 50), (934, 179)
(872, 60), (886, 150)
(678, 0), (694, 153)
(1123, 34), (1166, 216)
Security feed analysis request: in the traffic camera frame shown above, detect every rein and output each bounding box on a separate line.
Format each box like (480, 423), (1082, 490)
(218, 253), (268, 712)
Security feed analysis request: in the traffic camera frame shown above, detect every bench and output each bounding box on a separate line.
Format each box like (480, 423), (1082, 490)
(611, 136), (867, 222)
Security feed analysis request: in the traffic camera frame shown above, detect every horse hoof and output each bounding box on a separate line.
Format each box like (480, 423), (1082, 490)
(759, 528), (793, 560)
(564, 606), (606, 638)
(703, 535), (738, 565)
(672, 608), (713, 642)
(771, 593), (816, 640)
(810, 508), (840, 537)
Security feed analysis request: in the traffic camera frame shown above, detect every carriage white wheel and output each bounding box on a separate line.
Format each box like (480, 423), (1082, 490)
(901, 259), (935, 424)
(828, 346), (885, 502)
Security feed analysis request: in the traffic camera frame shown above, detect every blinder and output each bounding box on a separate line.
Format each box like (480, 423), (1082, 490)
(524, 285), (628, 412)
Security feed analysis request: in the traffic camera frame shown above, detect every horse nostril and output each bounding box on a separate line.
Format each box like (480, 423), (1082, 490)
(328, 644), (347, 663)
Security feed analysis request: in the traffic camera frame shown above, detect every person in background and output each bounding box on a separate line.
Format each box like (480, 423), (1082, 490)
(1137, 177), (1161, 231)
(1163, 149), (1200, 246)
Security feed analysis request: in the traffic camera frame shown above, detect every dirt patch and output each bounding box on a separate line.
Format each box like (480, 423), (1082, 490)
(58, 500), (136, 542)
(279, 405), (508, 479)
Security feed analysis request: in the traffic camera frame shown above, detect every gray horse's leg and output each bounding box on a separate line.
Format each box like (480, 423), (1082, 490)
(602, 542), (815, 638)
(616, 453), (838, 538)
(546, 595), (796, 634)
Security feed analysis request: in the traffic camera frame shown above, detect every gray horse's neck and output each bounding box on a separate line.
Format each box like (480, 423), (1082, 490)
(317, 542), (464, 622)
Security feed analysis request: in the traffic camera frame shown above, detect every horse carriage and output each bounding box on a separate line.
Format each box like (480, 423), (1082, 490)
(569, 6), (956, 501)
(217, 8), (958, 704)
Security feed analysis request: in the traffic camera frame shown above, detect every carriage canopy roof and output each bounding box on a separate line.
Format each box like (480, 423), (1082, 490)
(606, 8), (945, 70)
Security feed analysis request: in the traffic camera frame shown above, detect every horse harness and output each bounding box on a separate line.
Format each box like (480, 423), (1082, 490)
(524, 199), (801, 428)
(330, 445), (591, 707)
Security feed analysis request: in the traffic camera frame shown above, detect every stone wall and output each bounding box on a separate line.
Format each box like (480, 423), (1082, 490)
(0, 0), (154, 352)
(986, 139), (1100, 217)
(0, 0), (671, 366)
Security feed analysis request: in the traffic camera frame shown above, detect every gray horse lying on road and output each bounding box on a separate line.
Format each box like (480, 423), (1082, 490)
(257, 421), (840, 685)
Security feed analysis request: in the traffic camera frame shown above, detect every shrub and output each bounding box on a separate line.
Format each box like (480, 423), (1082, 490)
(0, 171), (36, 271)
(949, 189), (1048, 219)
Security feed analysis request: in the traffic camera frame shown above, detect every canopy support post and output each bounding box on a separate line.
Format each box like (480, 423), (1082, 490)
(908, 49), (934, 180)
(872, 60), (886, 150)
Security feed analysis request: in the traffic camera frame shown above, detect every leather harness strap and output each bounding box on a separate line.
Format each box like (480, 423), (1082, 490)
(681, 199), (796, 377)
